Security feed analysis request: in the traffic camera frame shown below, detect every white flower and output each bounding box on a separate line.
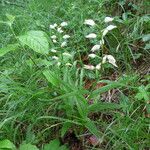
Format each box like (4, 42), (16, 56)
(57, 27), (63, 33)
(102, 55), (118, 67)
(91, 45), (101, 52)
(62, 52), (72, 57)
(96, 63), (101, 70)
(106, 25), (117, 31)
(52, 39), (57, 43)
(63, 35), (70, 39)
(102, 25), (117, 36)
(61, 41), (67, 47)
(51, 49), (57, 53)
(60, 22), (68, 27)
(85, 33), (97, 39)
(53, 23), (58, 28)
(52, 56), (59, 60)
(50, 25), (55, 29)
(104, 17), (114, 23)
(66, 63), (72, 66)
(84, 19), (96, 26)
(100, 39), (104, 45)
(49, 23), (57, 29)
(102, 29), (109, 36)
(88, 53), (97, 58)
(57, 62), (61, 66)
(84, 65), (95, 70)
(51, 35), (57, 39)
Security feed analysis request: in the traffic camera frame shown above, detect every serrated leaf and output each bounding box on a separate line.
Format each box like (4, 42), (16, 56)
(0, 139), (16, 149)
(18, 31), (49, 54)
(0, 43), (19, 57)
(19, 143), (39, 150)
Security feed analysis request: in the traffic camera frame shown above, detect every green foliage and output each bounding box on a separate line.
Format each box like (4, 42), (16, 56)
(0, 43), (19, 57)
(19, 143), (39, 150)
(0, 139), (16, 150)
(43, 70), (60, 87)
(18, 31), (49, 55)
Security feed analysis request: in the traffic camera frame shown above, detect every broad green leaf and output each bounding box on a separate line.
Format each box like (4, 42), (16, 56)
(19, 143), (39, 150)
(18, 31), (49, 55)
(88, 102), (122, 113)
(0, 139), (16, 149)
(0, 43), (19, 57)
(43, 139), (69, 150)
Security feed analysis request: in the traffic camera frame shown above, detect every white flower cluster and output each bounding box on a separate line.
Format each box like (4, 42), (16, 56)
(83, 17), (118, 70)
(49, 21), (73, 67)
(49, 21), (70, 45)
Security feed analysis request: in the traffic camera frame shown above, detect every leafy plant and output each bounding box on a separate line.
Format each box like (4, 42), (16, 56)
(43, 139), (68, 150)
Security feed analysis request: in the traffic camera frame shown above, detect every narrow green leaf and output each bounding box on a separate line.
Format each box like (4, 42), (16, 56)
(90, 81), (121, 98)
(43, 70), (60, 87)
(88, 102), (122, 113)
(61, 123), (72, 137)
(18, 30), (49, 54)
(84, 118), (102, 139)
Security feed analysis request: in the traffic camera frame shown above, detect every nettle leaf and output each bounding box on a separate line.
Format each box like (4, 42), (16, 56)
(0, 139), (16, 149)
(18, 31), (49, 55)
(0, 43), (19, 57)
(19, 143), (39, 150)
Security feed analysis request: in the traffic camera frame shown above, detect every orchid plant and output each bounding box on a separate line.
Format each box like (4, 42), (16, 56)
(48, 17), (118, 72)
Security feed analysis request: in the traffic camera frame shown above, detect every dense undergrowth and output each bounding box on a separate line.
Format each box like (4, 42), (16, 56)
(0, 0), (150, 150)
